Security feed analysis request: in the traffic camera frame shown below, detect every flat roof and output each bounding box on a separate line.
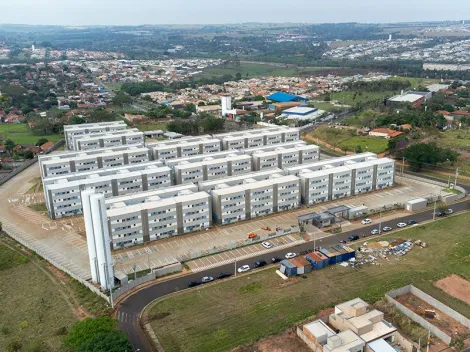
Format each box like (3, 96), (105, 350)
(328, 330), (365, 352)
(64, 121), (126, 131)
(285, 152), (377, 174)
(304, 320), (335, 339)
(388, 94), (423, 102)
(367, 338), (397, 352)
(212, 175), (299, 196)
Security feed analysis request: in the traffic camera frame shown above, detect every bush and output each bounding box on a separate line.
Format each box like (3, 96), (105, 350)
(6, 339), (22, 352)
(55, 326), (68, 336)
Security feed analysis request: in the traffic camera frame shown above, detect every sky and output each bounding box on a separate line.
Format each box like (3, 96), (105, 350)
(2, 0), (470, 26)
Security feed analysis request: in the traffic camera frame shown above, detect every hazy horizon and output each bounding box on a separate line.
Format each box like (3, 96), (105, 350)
(3, 0), (470, 27)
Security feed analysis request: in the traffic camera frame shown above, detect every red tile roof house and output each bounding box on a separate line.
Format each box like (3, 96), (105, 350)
(40, 141), (55, 152)
(368, 128), (403, 139)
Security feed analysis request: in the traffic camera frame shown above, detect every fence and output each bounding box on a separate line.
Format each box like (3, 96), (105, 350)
(399, 173), (467, 200)
(0, 140), (65, 186)
(2, 222), (110, 304)
(175, 225), (300, 262)
(385, 285), (470, 345)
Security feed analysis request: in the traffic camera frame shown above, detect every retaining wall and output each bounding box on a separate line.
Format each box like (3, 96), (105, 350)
(296, 327), (322, 352)
(386, 285), (452, 345)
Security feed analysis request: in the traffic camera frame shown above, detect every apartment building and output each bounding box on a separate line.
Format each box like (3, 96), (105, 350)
(145, 135), (212, 149)
(299, 158), (395, 205)
(64, 121), (128, 150)
(211, 174), (300, 225)
(44, 164), (172, 219)
(72, 129), (144, 151)
(105, 189), (211, 248)
(243, 141), (307, 155)
(213, 127), (300, 150)
(252, 144), (320, 171)
(285, 152), (377, 176)
(198, 168), (286, 192)
(173, 154), (252, 184)
(151, 138), (222, 160)
(40, 146), (152, 178)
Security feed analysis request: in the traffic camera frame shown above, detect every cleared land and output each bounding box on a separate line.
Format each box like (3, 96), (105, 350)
(148, 213), (470, 352)
(202, 62), (329, 78)
(435, 275), (470, 306)
(0, 124), (61, 145)
(0, 234), (111, 351)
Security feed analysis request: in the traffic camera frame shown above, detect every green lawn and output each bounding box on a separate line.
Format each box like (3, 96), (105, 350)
(310, 102), (336, 111)
(148, 213), (470, 352)
(339, 136), (389, 154)
(134, 121), (168, 132)
(202, 63), (331, 78)
(330, 90), (397, 106)
(0, 124), (62, 145)
(28, 203), (48, 212)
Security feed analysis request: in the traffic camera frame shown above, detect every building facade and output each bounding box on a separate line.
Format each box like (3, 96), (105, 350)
(72, 129), (144, 151)
(64, 121), (128, 150)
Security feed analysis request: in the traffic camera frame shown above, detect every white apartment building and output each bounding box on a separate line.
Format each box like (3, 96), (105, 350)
(213, 127), (300, 150)
(243, 141), (307, 155)
(211, 174), (300, 225)
(64, 121), (128, 150)
(105, 189), (211, 249)
(44, 165), (172, 219)
(299, 158), (395, 205)
(72, 129), (144, 151)
(39, 146), (152, 178)
(198, 168), (286, 192)
(151, 138), (222, 160)
(285, 152), (377, 176)
(251, 144), (320, 171)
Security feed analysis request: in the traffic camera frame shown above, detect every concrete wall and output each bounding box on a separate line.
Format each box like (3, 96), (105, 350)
(153, 262), (182, 278)
(385, 285), (452, 345)
(395, 331), (416, 352)
(296, 327), (323, 352)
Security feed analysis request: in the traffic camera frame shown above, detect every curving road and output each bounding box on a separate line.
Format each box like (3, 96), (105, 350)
(117, 199), (470, 351)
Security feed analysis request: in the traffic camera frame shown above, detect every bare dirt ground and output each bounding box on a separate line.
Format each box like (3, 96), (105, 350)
(435, 274), (470, 306)
(396, 293), (470, 338)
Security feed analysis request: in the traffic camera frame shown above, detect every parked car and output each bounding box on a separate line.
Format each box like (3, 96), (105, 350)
(285, 252), (297, 259)
(445, 208), (453, 215)
(339, 239), (347, 244)
(201, 276), (214, 283)
(237, 265), (250, 273)
(370, 229), (380, 235)
(261, 241), (273, 249)
(254, 260), (267, 268)
(348, 234), (360, 241)
(217, 272), (232, 279)
(434, 211), (443, 217)
(188, 281), (201, 287)
(382, 226), (393, 232)
(271, 257), (282, 263)
(407, 220), (418, 225)
(397, 222), (407, 228)
(361, 218), (372, 225)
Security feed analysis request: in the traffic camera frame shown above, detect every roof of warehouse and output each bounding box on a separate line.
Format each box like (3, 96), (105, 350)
(267, 91), (308, 102)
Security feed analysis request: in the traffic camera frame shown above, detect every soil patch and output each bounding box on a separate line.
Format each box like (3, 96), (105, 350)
(435, 274), (470, 306)
(233, 329), (312, 352)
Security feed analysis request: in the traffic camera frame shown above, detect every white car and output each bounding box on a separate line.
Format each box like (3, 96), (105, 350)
(361, 218), (372, 225)
(285, 252), (297, 259)
(445, 208), (453, 215)
(237, 265), (250, 273)
(262, 241), (273, 249)
(397, 222), (407, 228)
(370, 229), (380, 235)
(201, 276), (214, 283)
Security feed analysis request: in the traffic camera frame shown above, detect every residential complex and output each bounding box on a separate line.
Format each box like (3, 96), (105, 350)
(211, 174), (300, 225)
(44, 163), (172, 219)
(151, 137), (222, 160)
(251, 144), (320, 171)
(39, 145), (152, 178)
(72, 128), (145, 151)
(213, 127), (300, 150)
(64, 121), (128, 150)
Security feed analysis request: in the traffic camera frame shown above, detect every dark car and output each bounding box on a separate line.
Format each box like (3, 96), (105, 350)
(271, 257), (281, 263)
(348, 234), (360, 241)
(188, 281), (201, 288)
(254, 260), (267, 268)
(217, 272), (232, 279)
(407, 220), (418, 225)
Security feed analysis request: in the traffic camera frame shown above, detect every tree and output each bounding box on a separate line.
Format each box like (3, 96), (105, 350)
(87, 109), (116, 123)
(404, 143), (457, 172)
(4, 139), (15, 154)
(111, 92), (132, 107)
(77, 330), (132, 352)
(184, 103), (196, 113)
(442, 104), (455, 113)
(68, 116), (85, 125)
(355, 145), (363, 153)
(64, 317), (118, 349)
(254, 95), (265, 101)
(235, 72), (242, 81)
(35, 138), (48, 146)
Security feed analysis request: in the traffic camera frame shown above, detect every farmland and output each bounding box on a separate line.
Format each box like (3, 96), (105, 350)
(148, 213), (470, 352)
(0, 123), (62, 145)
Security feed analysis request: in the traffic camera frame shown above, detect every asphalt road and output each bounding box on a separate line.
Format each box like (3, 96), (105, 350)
(117, 200), (470, 351)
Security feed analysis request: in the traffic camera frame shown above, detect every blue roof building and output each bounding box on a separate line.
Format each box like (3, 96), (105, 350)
(267, 92), (308, 103)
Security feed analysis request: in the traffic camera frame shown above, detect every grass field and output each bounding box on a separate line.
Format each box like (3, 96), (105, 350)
(0, 234), (111, 351)
(0, 124), (62, 145)
(148, 213), (470, 352)
(310, 126), (389, 154)
(202, 63), (330, 78)
(330, 90), (397, 106)
(133, 121), (169, 132)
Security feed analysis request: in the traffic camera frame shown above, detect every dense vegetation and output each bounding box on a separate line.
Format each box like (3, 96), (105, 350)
(404, 143), (458, 171)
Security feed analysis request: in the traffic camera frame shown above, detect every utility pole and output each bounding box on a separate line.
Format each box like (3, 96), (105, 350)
(448, 174), (451, 188)
(426, 330), (430, 352)
(455, 167), (459, 186)
(433, 197), (437, 220)
(132, 263), (137, 281)
(379, 211), (382, 235)
(402, 156), (405, 176)
(234, 255), (237, 277)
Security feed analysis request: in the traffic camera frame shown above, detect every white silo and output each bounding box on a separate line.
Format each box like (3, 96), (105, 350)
(221, 95), (232, 116)
(90, 193), (115, 291)
(82, 189), (99, 284)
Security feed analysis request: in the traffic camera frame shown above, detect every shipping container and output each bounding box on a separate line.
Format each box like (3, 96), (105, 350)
(280, 260), (297, 276)
(306, 251), (329, 270)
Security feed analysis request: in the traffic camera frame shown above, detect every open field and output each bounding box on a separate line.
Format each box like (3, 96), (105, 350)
(435, 275), (470, 307)
(133, 120), (169, 132)
(310, 126), (389, 154)
(0, 123), (62, 145)
(148, 213), (470, 352)
(330, 90), (397, 106)
(0, 234), (112, 352)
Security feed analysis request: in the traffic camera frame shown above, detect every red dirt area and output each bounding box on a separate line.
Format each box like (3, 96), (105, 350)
(396, 293), (470, 338)
(435, 274), (470, 306)
(233, 329), (312, 352)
